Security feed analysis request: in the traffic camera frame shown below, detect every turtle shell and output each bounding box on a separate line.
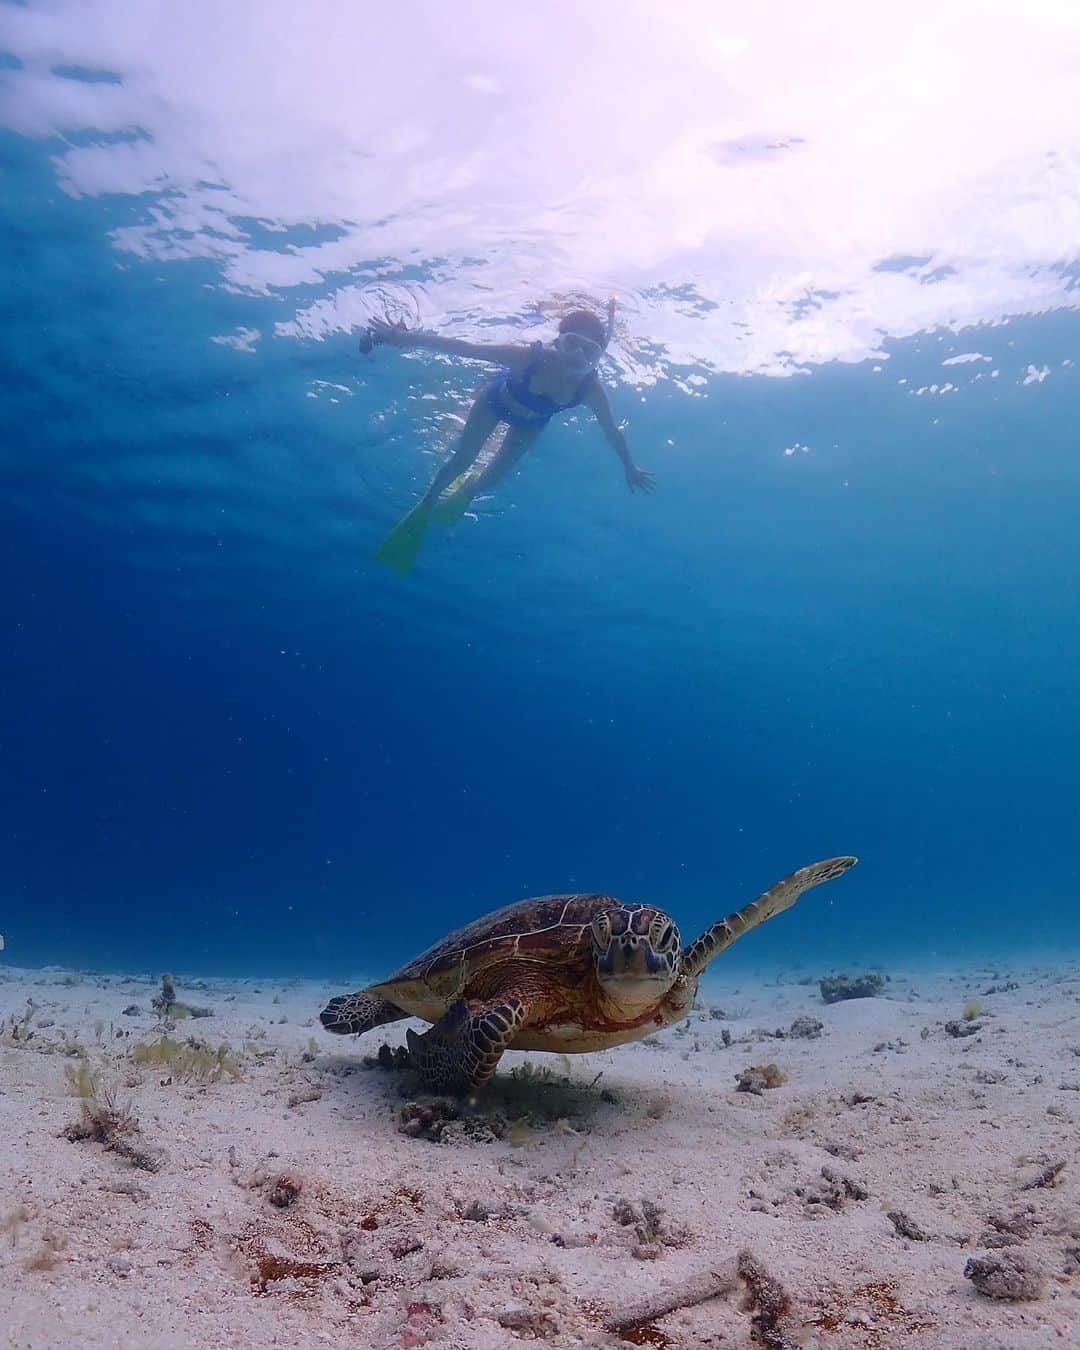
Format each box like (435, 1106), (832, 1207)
(369, 893), (619, 1014)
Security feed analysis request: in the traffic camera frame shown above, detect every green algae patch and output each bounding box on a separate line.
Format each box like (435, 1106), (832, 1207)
(131, 1035), (241, 1082)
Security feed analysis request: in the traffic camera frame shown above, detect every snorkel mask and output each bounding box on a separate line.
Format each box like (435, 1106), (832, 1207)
(555, 297), (616, 376)
(555, 330), (603, 374)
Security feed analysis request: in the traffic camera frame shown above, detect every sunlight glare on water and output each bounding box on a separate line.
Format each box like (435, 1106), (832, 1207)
(4, 1), (1080, 373)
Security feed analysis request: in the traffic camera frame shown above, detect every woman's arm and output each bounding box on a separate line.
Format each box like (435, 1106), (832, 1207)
(368, 318), (529, 367)
(584, 381), (656, 493)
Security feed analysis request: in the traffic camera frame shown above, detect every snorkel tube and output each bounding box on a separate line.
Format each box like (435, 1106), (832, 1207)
(604, 294), (616, 348)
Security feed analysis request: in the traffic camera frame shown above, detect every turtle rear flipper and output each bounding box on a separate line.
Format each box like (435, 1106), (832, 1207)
(407, 993), (528, 1093)
(683, 855), (857, 978)
(320, 991), (406, 1037)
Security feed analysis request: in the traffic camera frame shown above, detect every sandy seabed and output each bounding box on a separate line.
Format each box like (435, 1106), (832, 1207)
(0, 957), (1077, 1349)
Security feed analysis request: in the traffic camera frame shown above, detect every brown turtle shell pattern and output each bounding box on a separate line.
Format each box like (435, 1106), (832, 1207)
(374, 893), (639, 1002)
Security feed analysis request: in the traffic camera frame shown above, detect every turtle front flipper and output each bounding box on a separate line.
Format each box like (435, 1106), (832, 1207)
(320, 991), (407, 1037)
(406, 993), (529, 1094)
(683, 856), (857, 978)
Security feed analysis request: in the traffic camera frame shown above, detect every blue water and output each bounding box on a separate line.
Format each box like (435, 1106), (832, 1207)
(3, 9), (1079, 984)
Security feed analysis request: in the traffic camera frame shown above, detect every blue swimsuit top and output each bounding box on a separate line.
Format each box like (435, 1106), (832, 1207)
(489, 342), (596, 427)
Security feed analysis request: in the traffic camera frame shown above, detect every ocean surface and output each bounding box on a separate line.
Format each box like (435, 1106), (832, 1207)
(2, 2), (1079, 984)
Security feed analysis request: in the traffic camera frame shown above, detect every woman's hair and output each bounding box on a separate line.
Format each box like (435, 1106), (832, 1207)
(558, 309), (606, 346)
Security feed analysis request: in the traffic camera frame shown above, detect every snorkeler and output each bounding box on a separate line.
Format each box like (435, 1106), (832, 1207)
(364, 298), (655, 573)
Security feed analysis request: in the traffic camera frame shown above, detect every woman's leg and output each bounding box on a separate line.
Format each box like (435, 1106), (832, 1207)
(375, 389), (507, 574)
(463, 423), (545, 500)
(421, 391), (502, 508)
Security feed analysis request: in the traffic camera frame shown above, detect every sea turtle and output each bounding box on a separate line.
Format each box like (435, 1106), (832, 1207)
(320, 855), (856, 1093)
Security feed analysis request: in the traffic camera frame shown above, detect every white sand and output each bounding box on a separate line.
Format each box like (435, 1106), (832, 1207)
(0, 959), (1077, 1348)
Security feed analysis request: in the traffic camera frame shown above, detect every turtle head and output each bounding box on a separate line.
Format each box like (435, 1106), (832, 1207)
(589, 905), (680, 1014)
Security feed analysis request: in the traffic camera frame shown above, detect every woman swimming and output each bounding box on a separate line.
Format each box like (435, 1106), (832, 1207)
(366, 299), (655, 573)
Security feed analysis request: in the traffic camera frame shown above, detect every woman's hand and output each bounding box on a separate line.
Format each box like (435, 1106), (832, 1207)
(625, 463), (656, 493)
(369, 317), (414, 349)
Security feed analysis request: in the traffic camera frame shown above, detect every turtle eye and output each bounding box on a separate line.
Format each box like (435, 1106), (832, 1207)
(590, 915), (612, 949)
(650, 918), (676, 952)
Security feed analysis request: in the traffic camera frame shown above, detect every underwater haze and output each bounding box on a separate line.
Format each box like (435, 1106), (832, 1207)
(2, 0), (1080, 983)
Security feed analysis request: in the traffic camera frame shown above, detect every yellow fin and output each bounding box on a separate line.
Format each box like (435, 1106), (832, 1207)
(431, 487), (472, 526)
(374, 503), (431, 575)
